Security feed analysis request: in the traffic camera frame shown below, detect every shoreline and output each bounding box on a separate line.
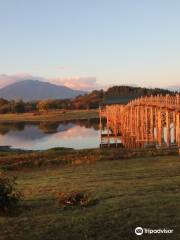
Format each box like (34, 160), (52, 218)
(0, 109), (99, 122)
(0, 146), (178, 171)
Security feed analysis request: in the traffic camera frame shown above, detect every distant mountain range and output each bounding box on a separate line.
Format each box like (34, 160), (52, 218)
(0, 80), (86, 101)
(168, 85), (180, 92)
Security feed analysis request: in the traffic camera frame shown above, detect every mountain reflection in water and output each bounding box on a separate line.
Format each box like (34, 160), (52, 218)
(0, 119), (100, 150)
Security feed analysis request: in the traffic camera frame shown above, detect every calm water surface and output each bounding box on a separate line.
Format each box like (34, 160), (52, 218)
(0, 119), (100, 150)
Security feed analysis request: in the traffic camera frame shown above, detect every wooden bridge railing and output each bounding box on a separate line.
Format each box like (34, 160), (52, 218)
(127, 94), (180, 110)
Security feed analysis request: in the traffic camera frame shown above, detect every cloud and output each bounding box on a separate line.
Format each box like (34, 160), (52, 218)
(49, 77), (103, 91)
(0, 73), (44, 88)
(0, 73), (105, 91)
(0, 74), (21, 88)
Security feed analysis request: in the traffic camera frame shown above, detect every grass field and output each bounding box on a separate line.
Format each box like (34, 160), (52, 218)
(0, 109), (98, 122)
(0, 150), (180, 240)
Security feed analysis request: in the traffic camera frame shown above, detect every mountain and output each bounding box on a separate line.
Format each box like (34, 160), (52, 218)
(168, 85), (180, 92)
(0, 80), (86, 101)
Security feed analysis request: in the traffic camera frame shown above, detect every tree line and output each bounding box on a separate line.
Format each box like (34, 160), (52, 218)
(0, 86), (175, 114)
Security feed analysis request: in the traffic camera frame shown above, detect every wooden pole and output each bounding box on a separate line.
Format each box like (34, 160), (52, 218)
(107, 111), (110, 147)
(99, 106), (102, 148)
(150, 107), (154, 142)
(166, 110), (170, 147)
(176, 113), (180, 158)
(157, 109), (162, 146)
(173, 112), (176, 144)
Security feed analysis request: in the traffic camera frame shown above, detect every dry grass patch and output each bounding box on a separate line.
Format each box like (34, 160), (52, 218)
(57, 191), (99, 209)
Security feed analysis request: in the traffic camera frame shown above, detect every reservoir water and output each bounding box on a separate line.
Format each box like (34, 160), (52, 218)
(0, 119), (100, 150)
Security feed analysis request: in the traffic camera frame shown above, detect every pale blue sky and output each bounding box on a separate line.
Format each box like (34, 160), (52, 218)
(0, 0), (180, 89)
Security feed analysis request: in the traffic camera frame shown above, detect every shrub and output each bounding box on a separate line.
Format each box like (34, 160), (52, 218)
(0, 172), (22, 215)
(57, 191), (98, 208)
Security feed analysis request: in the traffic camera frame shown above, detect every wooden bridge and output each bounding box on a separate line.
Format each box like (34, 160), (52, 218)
(99, 94), (180, 150)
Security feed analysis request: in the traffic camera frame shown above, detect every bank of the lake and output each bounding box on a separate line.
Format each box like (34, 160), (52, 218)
(0, 109), (98, 122)
(0, 147), (178, 170)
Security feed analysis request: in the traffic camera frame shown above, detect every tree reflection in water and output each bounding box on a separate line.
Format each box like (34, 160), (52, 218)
(0, 119), (100, 135)
(0, 119), (100, 150)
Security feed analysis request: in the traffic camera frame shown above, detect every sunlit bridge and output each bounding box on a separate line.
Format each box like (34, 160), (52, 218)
(100, 94), (180, 152)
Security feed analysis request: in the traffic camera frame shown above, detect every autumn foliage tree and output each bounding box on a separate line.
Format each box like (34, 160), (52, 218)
(0, 171), (22, 215)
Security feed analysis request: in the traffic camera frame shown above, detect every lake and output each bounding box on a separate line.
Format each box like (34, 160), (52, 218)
(1, 118), (175, 150)
(0, 119), (100, 150)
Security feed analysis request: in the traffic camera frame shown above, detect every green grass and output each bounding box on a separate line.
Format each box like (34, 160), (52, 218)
(0, 109), (98, 122)
(0, 154), (180, 240)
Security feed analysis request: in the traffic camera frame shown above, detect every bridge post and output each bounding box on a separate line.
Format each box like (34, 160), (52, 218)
(173, 112), (176, 144)
(166, 110), (171, 147)
(154, 108), (158, 143)
(176, 94), (180, 106)
(150, 107), (155, 142)
(176, 113), (180, 145)
(157, 109), (163, 146)
(140, 107), (144, 142)
(136, 106), (140, 141)
(106, 110), (110, 147)
(145, 107), (148, 143)
(176, 113), (180, 158)
(99, 106), (102, 148)
(114, 109), (118, 147)
(129, 107), (133, 136)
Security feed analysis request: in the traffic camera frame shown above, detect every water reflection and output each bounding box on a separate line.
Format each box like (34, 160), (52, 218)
(0, 119), (100, 150)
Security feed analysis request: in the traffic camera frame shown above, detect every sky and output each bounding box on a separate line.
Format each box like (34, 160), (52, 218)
(0, 0), (180, 90)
